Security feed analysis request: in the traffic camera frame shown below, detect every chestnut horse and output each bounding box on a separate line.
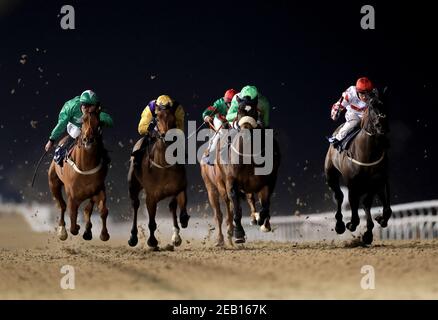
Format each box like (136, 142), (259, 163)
(128, 104), (189, 249)
(48, 111), (110, 241)
(215, 101), (281, 244)
(201, 125), (261, 247)
(324, 92), (391, 245)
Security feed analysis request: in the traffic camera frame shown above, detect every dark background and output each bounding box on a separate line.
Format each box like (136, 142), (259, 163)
(0, 0), (436, 218)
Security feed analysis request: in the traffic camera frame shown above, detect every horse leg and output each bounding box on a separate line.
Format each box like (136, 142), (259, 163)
(346, 189), (360, 232)
(362, 193), (375, 245)
(246, 193), (258, 225)
(169, 197), (182, 247)
(82, 199), (94, 241)
(217, 179), (233, 246)
(128, 165), (142, 247)
(48, 163), (68, 241)
(202, 167), (224, 247)
(68, 199), (80, 236)
(227, 179), (245, 243)
(96, 190), (110, 241)
(326, 168), (345, 234)
(146, 197), (159, 248)
(257, 186), (271, 232)
(375, 182), (392, 228)
(177, 190), (190, 229)
(210, 188), (224, 247)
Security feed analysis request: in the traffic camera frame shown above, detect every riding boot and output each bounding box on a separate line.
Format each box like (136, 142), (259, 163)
(132, 136), (149, 168)
(54, 136), (75, 167)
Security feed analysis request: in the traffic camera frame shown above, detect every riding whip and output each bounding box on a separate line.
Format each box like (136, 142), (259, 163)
(31, 150), (48, 188)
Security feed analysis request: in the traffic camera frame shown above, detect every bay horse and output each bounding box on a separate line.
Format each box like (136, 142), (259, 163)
(324, 92), (391, 245)
(127, 104), (189, 249)
(215, 99), (281, 244)
(48, 111), (110, 241)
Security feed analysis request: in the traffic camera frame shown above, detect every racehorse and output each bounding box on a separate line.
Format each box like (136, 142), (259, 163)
(127, 104), (189, 249)
(324, 91), (392, 244)
(201, 134), (260, 247)
(48, 111), (110, 241)
(215, 98), (281, 244)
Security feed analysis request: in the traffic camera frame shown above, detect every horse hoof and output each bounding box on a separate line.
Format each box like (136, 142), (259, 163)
(128, 236), (138, 247)
(70, 225), (80, 236)
(83, 231), (92, 241)
(234, 228), (245, 239)
(362, 232), (373, 245)
(346, 222), (357, 232)
(250, 219), (257, 226)
(100, 232), (110, 242)
(58, 227), (68, 241)
(260, 225), (271, 233)
(234, 237), (246, 244)
(180, 213), (190, 229)
(172, 235), (182, 247)
(215, 239), (225, 247)
(257, 217), (266, 226)
(375, 215), (388, 228)
(147, 237), (158, 248)
(335, 222), (346, 234)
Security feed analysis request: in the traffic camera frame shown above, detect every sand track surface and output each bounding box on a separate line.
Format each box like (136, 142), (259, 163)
(1, 213), (438, 299)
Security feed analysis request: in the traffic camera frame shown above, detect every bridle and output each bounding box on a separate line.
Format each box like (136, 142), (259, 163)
(149, 105), (177, 169)
(67, 112), (103, 175)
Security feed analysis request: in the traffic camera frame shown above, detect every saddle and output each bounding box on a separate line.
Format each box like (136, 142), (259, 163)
(333, 124), (361, 152)
(54, 137), (76, 167)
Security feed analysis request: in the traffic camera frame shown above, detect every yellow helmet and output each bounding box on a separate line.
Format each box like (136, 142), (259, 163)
(156, 95), (173, 108)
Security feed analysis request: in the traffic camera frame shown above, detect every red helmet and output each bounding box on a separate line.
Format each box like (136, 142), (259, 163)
(356, 77), (374, 93)
(224, 89), (237, 103)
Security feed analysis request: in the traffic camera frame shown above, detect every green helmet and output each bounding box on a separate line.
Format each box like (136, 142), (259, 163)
(80, 90), (99, 105)
(240, 85), (258, 100)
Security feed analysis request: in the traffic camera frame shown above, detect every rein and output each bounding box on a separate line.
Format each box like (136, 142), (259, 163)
(230, 116), (264, 158)
(67, 112), (103, 175)
(346, 105), (386, 167)
(148, 130), (176, 169)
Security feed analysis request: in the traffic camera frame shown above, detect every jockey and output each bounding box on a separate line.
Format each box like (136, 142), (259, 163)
(201, 89), (237, 164)
(132, 94), (185, 167)
(44, 90), (113, 167)
(328, 77), (377, 148)
(226, 85), (270, 128)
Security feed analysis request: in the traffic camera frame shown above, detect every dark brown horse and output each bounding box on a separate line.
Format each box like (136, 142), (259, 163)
(324, 92), (391, 244)
(128, 105), (189, 249)
(48, 111), (110, 241)
(216, 100), (281, 244)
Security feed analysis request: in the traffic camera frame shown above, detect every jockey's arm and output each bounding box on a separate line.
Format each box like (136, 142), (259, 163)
(202, 98), (227, 122)
(259, 96), (270, 127)
(331, 90), (349, 120)
(99, 111), (114, 128)
(138, 106), (153, 135)
(49, 103), (71, 141)
(226, 96), (238, 124)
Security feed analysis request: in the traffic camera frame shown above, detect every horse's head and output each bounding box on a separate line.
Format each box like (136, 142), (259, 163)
(362, 91), (389, 136)
(80, 111), (101, 150)
(236, 95), (259, 130)
(155, 103), (177, 137)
